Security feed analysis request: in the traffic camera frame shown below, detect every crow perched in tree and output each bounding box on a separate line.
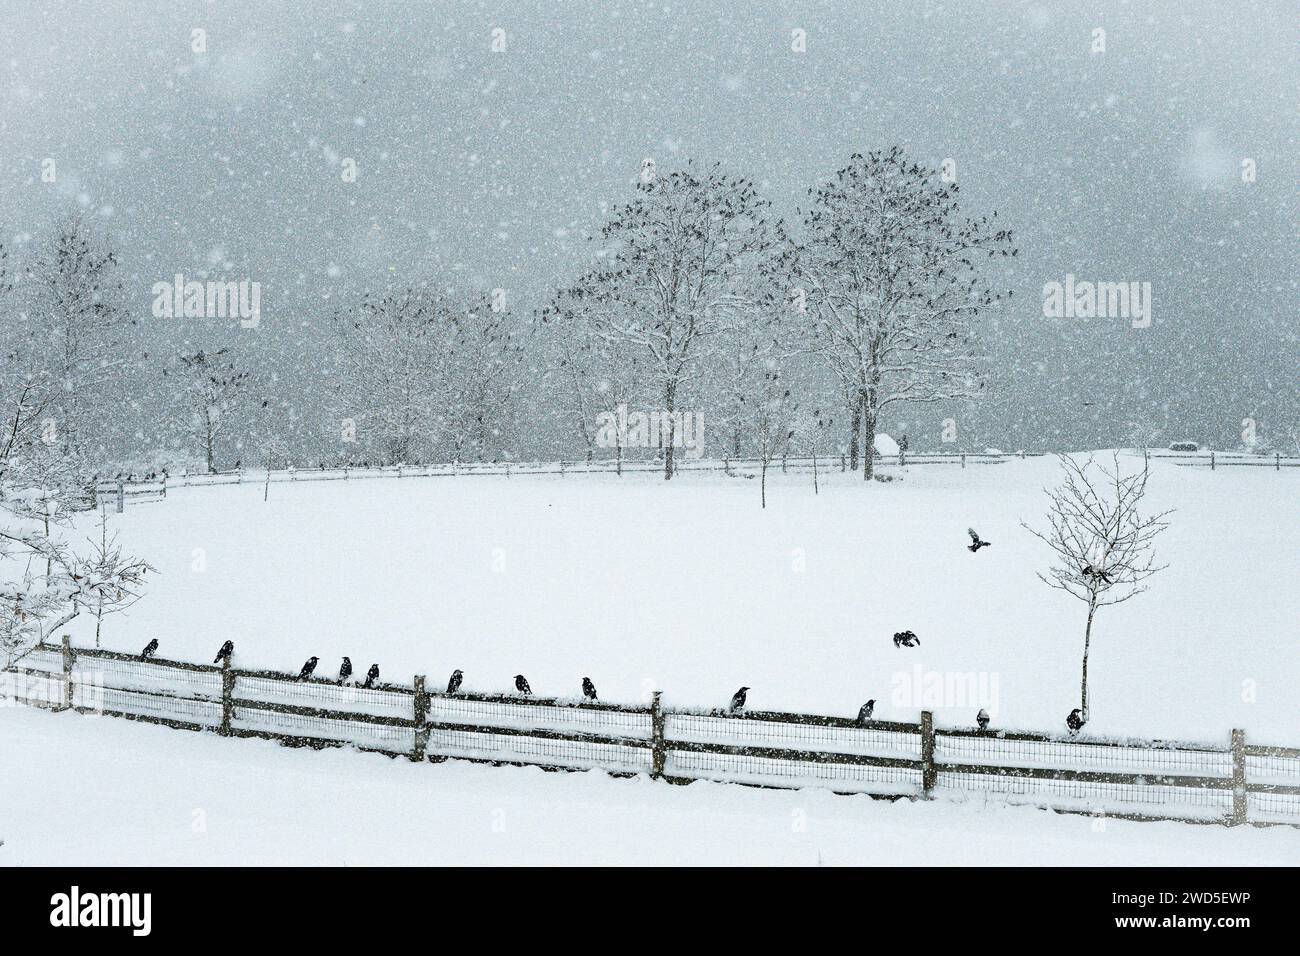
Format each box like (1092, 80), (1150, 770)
(298, 656), (319, 679)
(967, 528), (992, 552)
(1082, 564), (1113, 584)
(582, 677), (598, 700)
(1066, 708), (1086, 733)
(515, 674), (532, 695)
(446, 669), (463, 694)
(140, 639), (158, 661)
(364, 664), (379, 688)
(213, 640), (233, 663)
(728, 686), (749, 713)
(858, 699), (875, 723)
(893, 631), (920, 648)
(338, 657), (352, 683)
(977, 708), (990, 730)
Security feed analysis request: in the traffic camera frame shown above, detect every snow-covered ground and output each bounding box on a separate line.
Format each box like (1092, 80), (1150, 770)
(3, 706), (1296, 866)
(61, 454), (1297, 745)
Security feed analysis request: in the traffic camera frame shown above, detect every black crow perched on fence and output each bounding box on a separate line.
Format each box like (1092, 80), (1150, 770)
(298, 656), (319, 680)
(338, 657), (352, 683)
(140, 639), (158, 661)
(967, 528), (992, 552)
(582, 677), (598, 700)
(858, 699), (875, 723)
(1066, 708), (1086, 733)
(364, 664), (379, 688)
(728, 686), (749, 713)
(893, 630), (920, 648)
(977, 708), (990, 730)
(514, 674), (532, 695)
(446, 669), (463, 694)
(213, 640), (233, 663)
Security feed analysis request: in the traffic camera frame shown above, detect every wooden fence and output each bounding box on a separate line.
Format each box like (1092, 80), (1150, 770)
(92, 449), (1300, 507)
(5, 638), (1298, 828)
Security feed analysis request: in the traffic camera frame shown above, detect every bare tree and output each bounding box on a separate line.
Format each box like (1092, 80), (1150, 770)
(175, 349), (248, 474)
(82, 507), (153, 646)
(331, 288), (520, 464)
(26, 216), (133, 465)
(750, 364), (797, 509)
(548, 163), (783, 479)
(441, 294), (525, 463)
(1022, 453), (1172, 723)
(331, 289), (452, 464)
(0, 240), (151, 665)
(796, 148), (1016, 479)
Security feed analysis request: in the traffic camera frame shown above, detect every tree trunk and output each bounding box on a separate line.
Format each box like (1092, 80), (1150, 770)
(662, 385), (676, 480)
(761, 459), (767, 508)
(862, 396), (877, 481)
(1081, 601), (1097, 721)
(849, 400), (861, 471)
(811, 447), (819, 495)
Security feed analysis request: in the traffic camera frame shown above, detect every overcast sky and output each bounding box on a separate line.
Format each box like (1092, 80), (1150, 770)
(1, 0), (1295, 453)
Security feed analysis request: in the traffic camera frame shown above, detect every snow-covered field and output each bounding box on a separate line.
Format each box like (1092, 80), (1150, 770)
(5, 455), (1297, 865)
(61, 454), (1297, 744)
(3, 706), (1296, 866)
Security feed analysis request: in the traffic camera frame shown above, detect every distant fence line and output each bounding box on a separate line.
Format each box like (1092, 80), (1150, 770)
(92, 448), (1300, 507)
(5, 638), (1298, 829)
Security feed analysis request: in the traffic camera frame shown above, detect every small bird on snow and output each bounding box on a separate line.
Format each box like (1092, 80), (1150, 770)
(213, 640), (234, 663)
(729, 686), (749, 713)
(967, 528), (992, 552)
(515, 674), (532, 695)
(977, 708), (990, 730)
(582, 677), (598, 700)
(364, 664), (379, 688)
(1066, 708), (1086, 733)
(446, 669), (463, 694)
(858, 699), (875, 723)
(893, 630), (921, 648)
(338, 657), (352, 683)
(298, 656), (319, 680)
(140, 639), (158, 661)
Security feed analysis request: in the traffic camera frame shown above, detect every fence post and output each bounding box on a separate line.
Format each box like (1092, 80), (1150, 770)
(220, 657), (234, 736)
(920, 710), (936, 797)
(1276, 453), (1281, 471)
(60, 634), (74, 710)
(1211, 451), (1216, 471)
(840, 454), (846, 472)
(650, 691), (666, 779)
(1230, 728), (1247, 826)
(781, 454), (787, 474)
(115, 480), (124, 514)
(412, 675), (430, 762)
(960, 453), (966, 469)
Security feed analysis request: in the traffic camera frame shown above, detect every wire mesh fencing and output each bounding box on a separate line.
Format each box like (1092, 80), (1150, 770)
(3, 638), (1297, 828)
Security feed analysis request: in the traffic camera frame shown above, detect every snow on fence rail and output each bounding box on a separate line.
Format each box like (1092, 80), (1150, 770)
(91, 451), (1035, 500)
(92, 449), (1300, 506)
(5, 637), (1298, 828)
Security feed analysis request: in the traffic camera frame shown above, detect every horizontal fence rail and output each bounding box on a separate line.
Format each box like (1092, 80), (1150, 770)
(95, 452), (1036, 497)
(92, 449), (1300, 504)
(4, 638), (1297, 829)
